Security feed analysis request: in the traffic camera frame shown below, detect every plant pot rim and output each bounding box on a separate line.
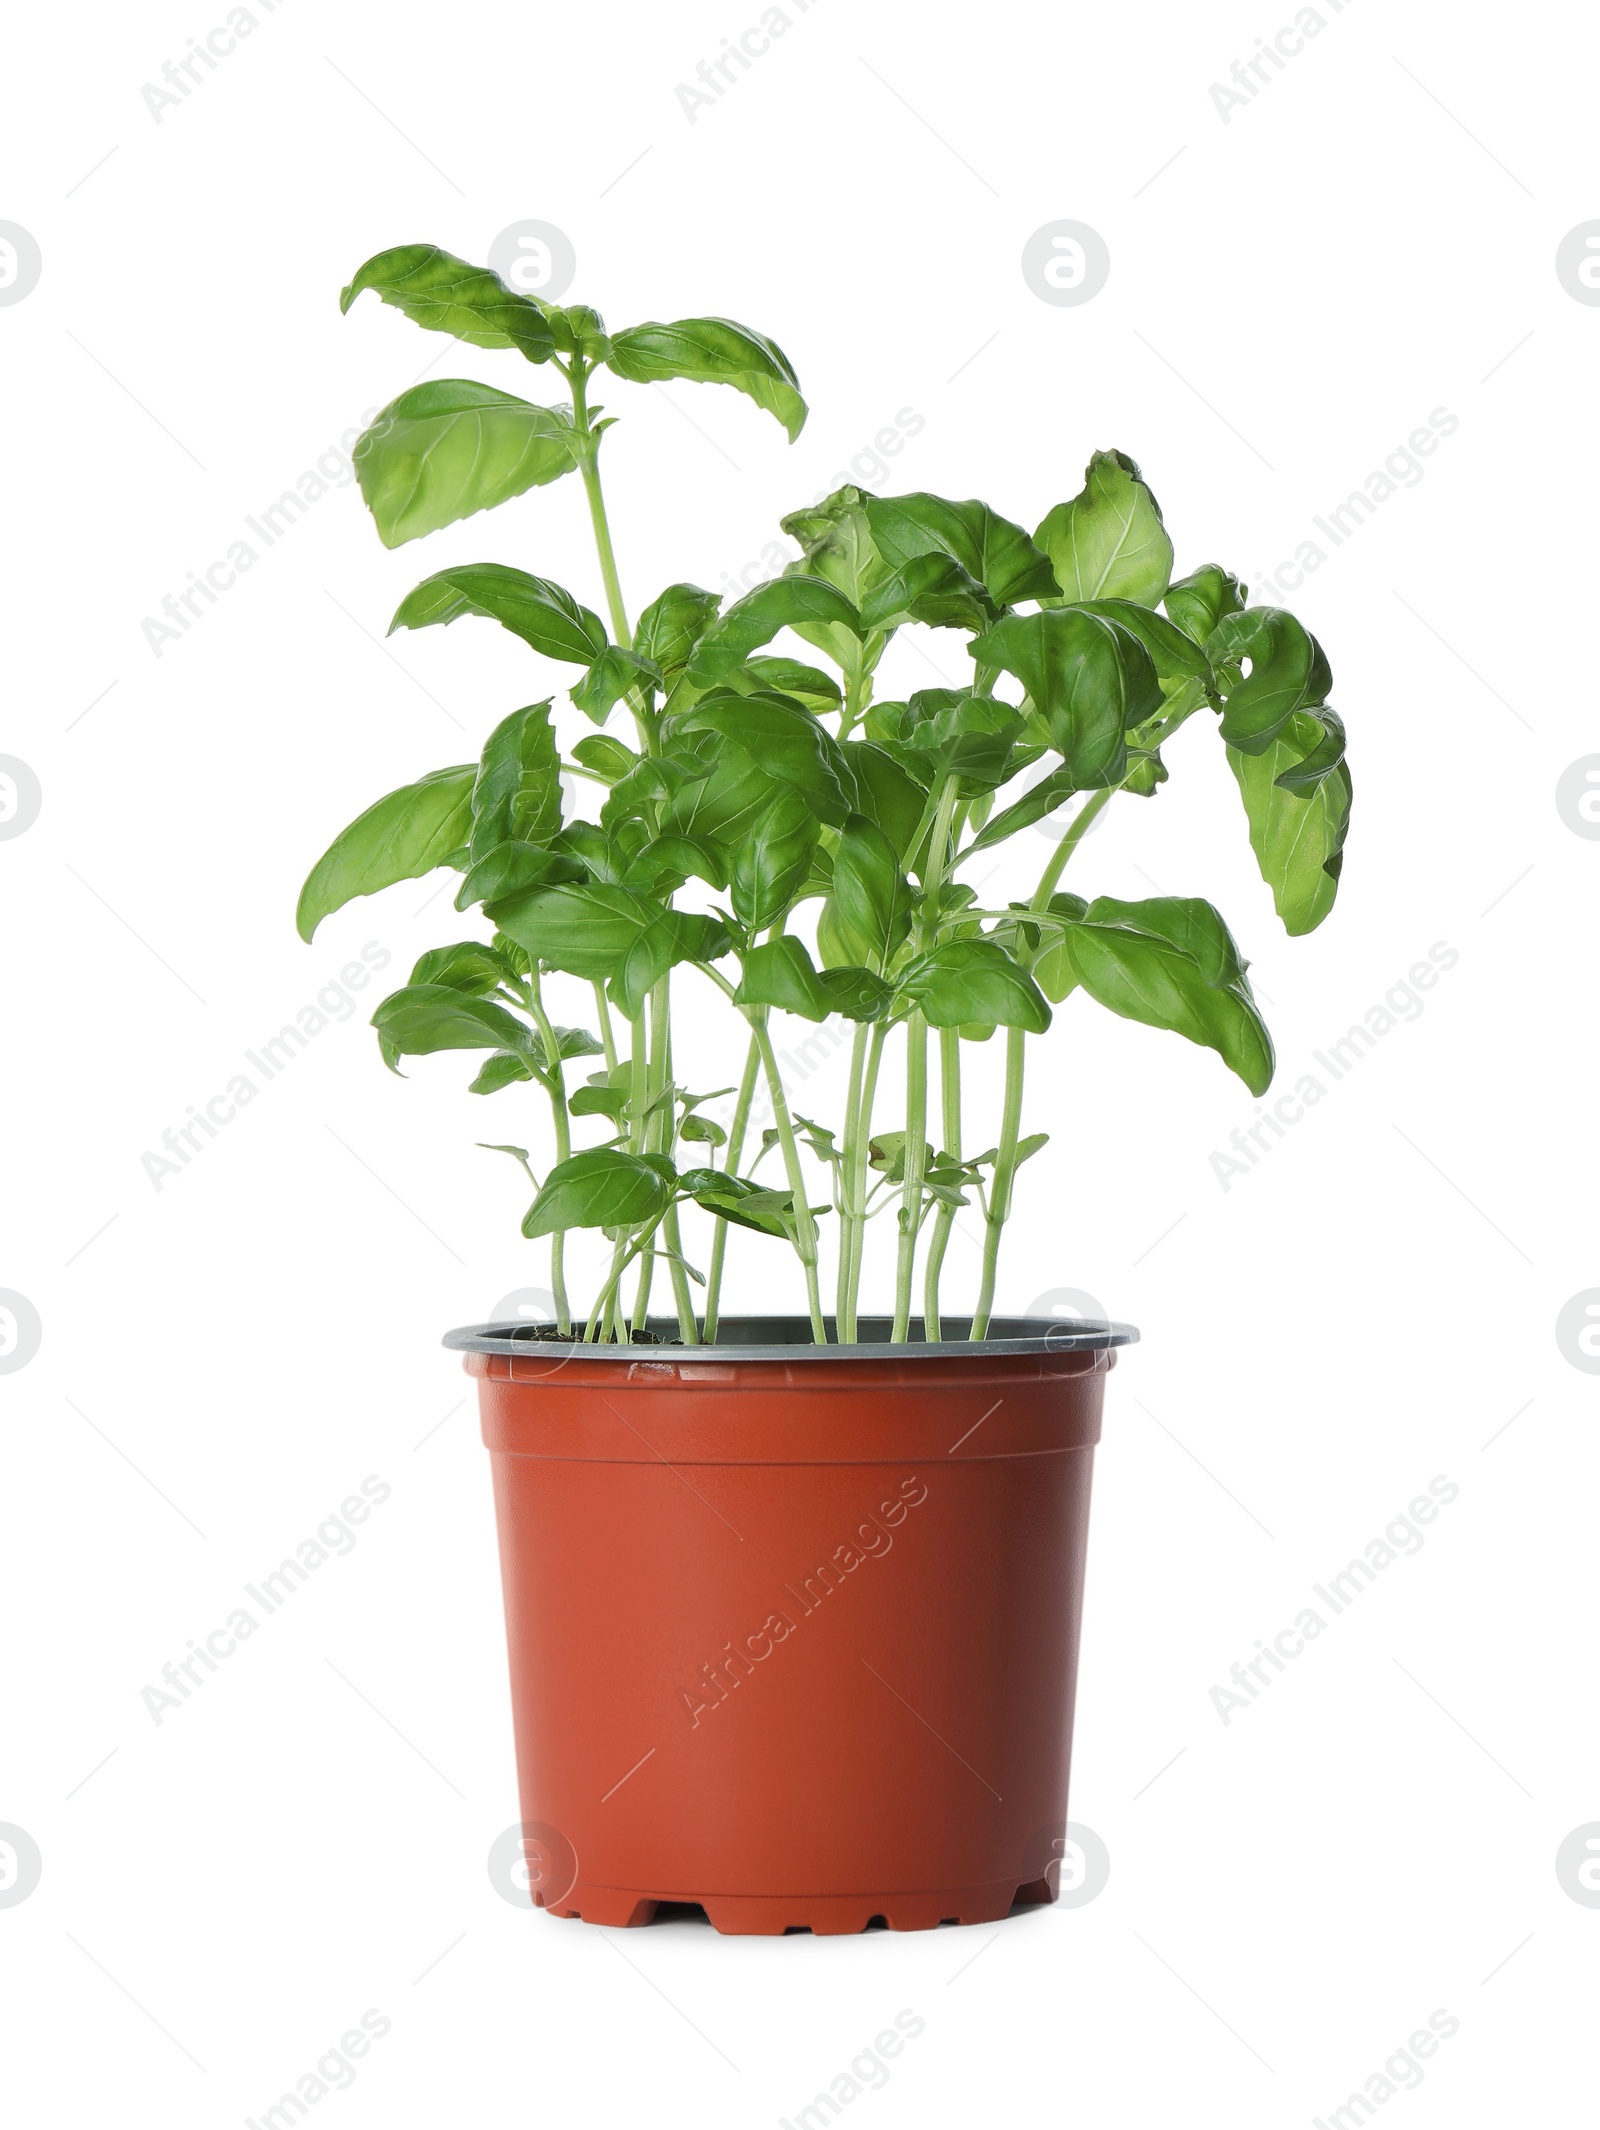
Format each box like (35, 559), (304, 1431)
(443, 1313), (1139, 1363)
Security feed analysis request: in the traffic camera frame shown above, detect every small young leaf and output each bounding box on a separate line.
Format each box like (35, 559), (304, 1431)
(865, 493), (1057, 608)
(390, 564), (606, 664)
(406, 941), (521, 995)
(471, 703), (563, 858)
(1036, 450), (1174, 605)
(633, 583), (723, 674)
(470, 1051), (534, 1094)
(606, 317), (808, 440)
(571, 646), (663, 723)
(1164, 563), (1247, 645)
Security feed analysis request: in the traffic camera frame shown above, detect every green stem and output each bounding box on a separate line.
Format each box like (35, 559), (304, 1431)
(969, 786), (1123, 1342)
(835, 1022), (869, 1337)
(893, 775), (961, 1343)
(591, 978), (619, 1074)
(971, 1026), (1026, 1341)
(1030, 784), (1117, 914)
(652, 977), (698, 1344)
(892, 1011), (927, 1343)
(570, 364), (631, 648)
(524, 972), (572, 1336)
(846, 1022), (888, 1338)
(703, 1029), (761, 1342)
(922, 1026), (962, 1341)
(748, 1009), (826, 1341)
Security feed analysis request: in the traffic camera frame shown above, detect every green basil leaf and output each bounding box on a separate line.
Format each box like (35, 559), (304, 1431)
(734, 935), (829, 1020)
(570, 735), (639, 785)
(675, 691), (856, 824)
(470, 1050), (534, 1095)
(725, 656), (842, 712)
(971, 609), (1159, 788)
(571, 645), (663, 723)
(686, 576), (863, 685)
(679, 1114), (727, 1148)
(1210, 607), (1332, 753)
(831, 813), (911, 961)
(632, 583), (723, 674)
(858, 552), (997, 633)
(371, 984), (535, 1074)
(780, 485), (890, 605)
(818, 965), (894, 1022)
(1164, 563), (1247, 645)
(1068, 599), (1215, 691)
(731, 790), (820, 931)
(621, 834), (729, 896)
(1057, 895), (1274, 1094)
(569, 1074), (630, 1121)
(390, 564), (606, 664)
(865, 493), (1056, 608)
(897, 939), (1051, 1032)
(606, 317), (807, 440)
(1036, 450), (1173, 605)
(965, 765), (1083, 853)
(488, 882), (657, 979)
(406, 942), (520, 994)
(522, 1148), (676, 1238)
(340, 245), (558, 362)
(297, 764), (475, 942)
(902, 690), (1026, 795)
(470, 704), (562, 859)
(1227, 709), (1352, 936)
(678, 1171), (802, 1240)
(849, 741), (929, 857)
(353, 381), (577, 548)
(454, 840), (587, 912)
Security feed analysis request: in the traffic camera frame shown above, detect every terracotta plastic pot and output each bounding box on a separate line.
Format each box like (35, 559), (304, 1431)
(447, 1314), (1136, 1936)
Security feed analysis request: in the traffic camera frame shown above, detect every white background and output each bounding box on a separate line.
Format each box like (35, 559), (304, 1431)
(3, 0), (1597, 2123)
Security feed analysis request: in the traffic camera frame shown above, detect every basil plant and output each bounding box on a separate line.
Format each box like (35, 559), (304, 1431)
(299, 245), (1351, 1346)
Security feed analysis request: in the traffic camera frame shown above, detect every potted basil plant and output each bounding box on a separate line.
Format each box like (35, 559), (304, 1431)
(300, 246), (1351, 1934)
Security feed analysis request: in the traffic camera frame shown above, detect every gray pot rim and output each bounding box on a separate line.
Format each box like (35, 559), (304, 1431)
(444, 1313), (1139, 1363)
